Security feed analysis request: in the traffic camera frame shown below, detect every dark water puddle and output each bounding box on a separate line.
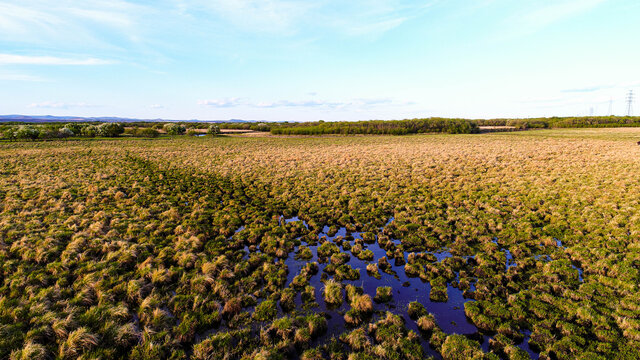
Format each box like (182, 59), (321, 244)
(433, 250), (453, 262)
(480, 334), (491, 352)
(534, 254), (552, 262)
(458, 239), (539, 358)
(572, 264), (584, 282)
(278, 218), (478, 358)
(226, 217), (544, 358)
(385, 216), (395, 227)
(477, 325), (538, 358)
(132, 312), (141, 333)
(319, 225), (348, 242)
(520, 329), (537, 359)
(283, 216), (309, 229)
(492, 239), (517, 271)
(554, 238), (584, 283)
(504, 249), (516, 270)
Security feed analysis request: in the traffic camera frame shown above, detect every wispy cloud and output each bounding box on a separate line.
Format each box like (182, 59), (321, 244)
(504, 0), (610, 36)
(198, 98), (246, 108)
(323, 1), (438, 37)
(0, 1), (151, 54)
(522, 0), (608, 28)
(561, 81), (640, 93)
(0, 54), (113, 66)
(182, 0), (433, 37)
(343, 16), (409, 36)
(194, 0), (316, 35)
(0, 72), (46, 81)
(150, 104), (165, 109)
(255, 100), (342, 108)
(562, 86), (608, 93)
(198, 97), (406, 109)
(28, 101), (99, 109)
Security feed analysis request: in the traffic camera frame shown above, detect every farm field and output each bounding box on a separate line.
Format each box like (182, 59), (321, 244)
(2, 128), (640, 359)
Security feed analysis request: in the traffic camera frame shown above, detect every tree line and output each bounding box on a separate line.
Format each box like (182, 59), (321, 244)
(475, 116), (640, 129)
(4, 116), (640, 141)
(270, 118), (480, 135)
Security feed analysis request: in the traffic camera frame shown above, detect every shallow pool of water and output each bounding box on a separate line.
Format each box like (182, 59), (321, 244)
(230, 217), (541, 358)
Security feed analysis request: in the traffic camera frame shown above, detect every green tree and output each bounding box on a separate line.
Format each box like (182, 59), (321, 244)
(97, 123), (125, 137)
(82, 125), (98, 137)
(207, 125), (220, 136)
(164, 123), (186, 135)
(15, 126), (40, 140)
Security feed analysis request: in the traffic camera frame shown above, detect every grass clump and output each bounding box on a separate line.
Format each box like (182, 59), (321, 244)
(318, 242), (340, 258)
(307, 314), (328, 338)
(295, 246), (313, 260)
(301, 285), (316, 305)
(253, 300), (277, 322)
(441, 334), (484, 360)
(407, 301), (427, 320)
(301, 348), (323, 360)
(344, 291), (374, 326)
(323, 279), (343, 306)
(280, 288), (296, 312)
(10, 342), (48, 360)
(416, 314), (437, 333)
(58, 328), (98, 359)
(429, 277), (448, 302)
(351, 294), (373, 313)
(368, 312), (424, 359)
(341, 328), (370, 351)
(374, 286), (392, 303)
(334, 264), (360, 281)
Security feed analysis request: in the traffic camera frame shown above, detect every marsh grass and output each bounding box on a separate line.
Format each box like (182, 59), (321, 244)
(2, 129), (640, 358)
(323, 279), (343, 307)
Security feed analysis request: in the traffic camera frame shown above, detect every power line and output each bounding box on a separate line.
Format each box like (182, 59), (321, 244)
(627, 90), (634, 116)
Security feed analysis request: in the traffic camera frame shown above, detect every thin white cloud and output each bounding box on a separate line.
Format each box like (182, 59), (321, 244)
(29, 101), (99, 109)
(150, 104), (165, 109)
(504, 0), (609, 37)
(322, 0), (438, 37)
(0, 54), (113, 66)
(67, 7), (134, 29)
(182, 0), (433, 37)
(561, 81), (640, 94)
(344, 16), (409, 37)
(198, 98), (246, 107)
(562, 86), (611, 93)
(198, 97), (406, 109)
(0, 72), (46, 81)
(0, 1), (149, 51)
(0, 3), (63, 38)
(255, 100), (340, 108)
(196, 0), (315, 35)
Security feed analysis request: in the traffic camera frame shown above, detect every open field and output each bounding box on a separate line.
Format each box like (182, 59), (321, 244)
(2, 128), (640, 359)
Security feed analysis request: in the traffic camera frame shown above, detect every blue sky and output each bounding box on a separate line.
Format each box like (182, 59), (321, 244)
(0, 0), (639, 121)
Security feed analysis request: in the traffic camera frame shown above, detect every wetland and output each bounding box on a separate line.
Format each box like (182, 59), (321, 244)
(2, 128), (640, 359)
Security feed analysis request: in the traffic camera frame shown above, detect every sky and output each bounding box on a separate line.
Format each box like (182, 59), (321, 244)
(0, 0), (639, 121)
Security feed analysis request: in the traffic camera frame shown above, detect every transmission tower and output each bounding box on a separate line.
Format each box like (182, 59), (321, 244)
(608, 98), (613, 116)
(627, 90), (634, 116)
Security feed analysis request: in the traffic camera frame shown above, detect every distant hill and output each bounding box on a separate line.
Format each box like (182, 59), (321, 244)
(0, 115), (262, 123)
